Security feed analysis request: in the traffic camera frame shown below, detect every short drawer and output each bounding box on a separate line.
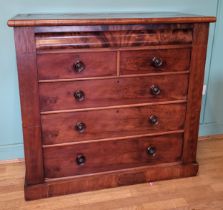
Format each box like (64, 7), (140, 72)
(41, 103), (186, 145)
(43, 134), (183, 178)
(39, 74), (189, 112)
(120, 48), (191, 75)
(37, 51), (117, 80)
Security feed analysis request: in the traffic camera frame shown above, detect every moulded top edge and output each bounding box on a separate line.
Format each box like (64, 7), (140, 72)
(7, 12), (216, 27)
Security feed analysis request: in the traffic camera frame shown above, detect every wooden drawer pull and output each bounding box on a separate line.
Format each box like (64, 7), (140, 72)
(147, 146), (156, 157)
(75, 122), (86, 133)
(149, 115), (159, 125)
(151, 57), (164, 68)
(76, 154), (86, 165)
(73, 60), (85, 73)
(74, 90), (85, 102)
(150, 85), (161, 96)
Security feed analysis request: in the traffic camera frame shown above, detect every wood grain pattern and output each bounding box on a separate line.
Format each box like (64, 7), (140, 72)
(38, 71), (190, 84)
(34, 23), (194, 33)
(183, 23), (210, 163)
(41, 103), (186, 145)
(14, 29), (40, 127)
(9, 14), (215, 200)
(37, 51), (117, 80)
(120, 48), (191, 75)
(1, 138), (221, 206)
(43, 134), (183, 178)
(14, 27), (44, 185)
(7, 12), (216, 27)
(35, 27), (193, 50)
(39, 74), (189, 112)
(37, 44), (192, 55)
(24, 162), (198, 200)
(42, 130), (185, 148)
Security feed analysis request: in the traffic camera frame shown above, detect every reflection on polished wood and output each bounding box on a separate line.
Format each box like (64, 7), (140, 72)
(0, 138), (223, 209)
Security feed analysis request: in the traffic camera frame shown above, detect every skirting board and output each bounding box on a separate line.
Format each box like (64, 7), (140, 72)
(0, 143), (24, 162)
(199, 122), (223, 136)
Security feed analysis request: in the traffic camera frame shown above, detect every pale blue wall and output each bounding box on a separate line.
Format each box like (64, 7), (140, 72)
(199, 0), (223, 135)
(0, 0), (221, 160)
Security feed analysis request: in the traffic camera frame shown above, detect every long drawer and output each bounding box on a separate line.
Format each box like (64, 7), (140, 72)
(43, 134), (183, 178)
(41, 103), (186, 145)
(39, 74), (189, 112)
(36, 24), (193, 50)
(37, 51), (117, 80)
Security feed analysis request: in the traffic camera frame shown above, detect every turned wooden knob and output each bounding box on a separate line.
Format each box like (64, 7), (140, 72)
(152, 57), (164, 68)
(75, 122), (86, 133)
(147, 146), (156, 156)
(150, 85), (161, 96)
(74, 90), (85, 102)
(149, 115), (159, 125)
(73, 60), (85, 73)
(76, 154), (86, 165)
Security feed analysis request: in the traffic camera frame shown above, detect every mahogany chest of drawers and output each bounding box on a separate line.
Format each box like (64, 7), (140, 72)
(8, 13), (216, 200)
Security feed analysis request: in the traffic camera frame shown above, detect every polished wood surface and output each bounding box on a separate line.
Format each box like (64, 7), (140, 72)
(183, 23), (210, 163)
(37, 47), (191, 80)
(14, 27), (44, 185)
(37, 51), (117, 80)
(35, 25), (193, 50)
(43, 134), (183, 178)
(7, 12), (216, 27)
(9, 14), (215, 200)
(34, 24), (193, 34)
(0, 138), (222, 208)
(22, 163), (199, 200)
(41, 104), (186, 145)
(120, 48), (191, 75)
(39, 74), (189, 112)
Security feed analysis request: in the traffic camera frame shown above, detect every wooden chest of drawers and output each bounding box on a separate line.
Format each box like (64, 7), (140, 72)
(8, 13), (216, 200)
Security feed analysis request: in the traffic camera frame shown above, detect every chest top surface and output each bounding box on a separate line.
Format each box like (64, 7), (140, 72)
(8, 12), (216, 27)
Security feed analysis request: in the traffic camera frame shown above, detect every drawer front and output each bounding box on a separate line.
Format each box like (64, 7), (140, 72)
(37, 51), (117, 80)
(41, 104), (186, 145)
(44, 134), (183, 178)
(39, 74), (189, 112)
(120, 48), (191, 75)
(36, 24), (193, 50)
